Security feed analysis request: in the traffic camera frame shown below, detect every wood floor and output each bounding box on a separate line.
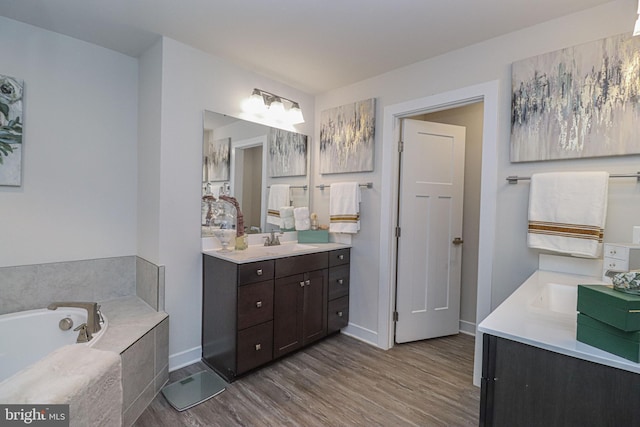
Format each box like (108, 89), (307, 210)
(134, 333), (480, 427)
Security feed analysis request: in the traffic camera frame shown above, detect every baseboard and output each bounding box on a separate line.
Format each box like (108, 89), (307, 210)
(459, 319), (476, 336)
(341, 323), (379, 347)
(168, 345), (201, 372)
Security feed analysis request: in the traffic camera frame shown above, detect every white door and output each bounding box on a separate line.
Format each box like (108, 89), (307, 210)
(395, 119), (466, 343)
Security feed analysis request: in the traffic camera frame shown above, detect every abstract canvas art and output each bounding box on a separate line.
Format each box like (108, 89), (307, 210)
(204, 137), (230, 182)
(268, 128), (307, 178)
(0, 74), (24, 186)
(320, 98), (375, 174)
(511, 33), (640, 162)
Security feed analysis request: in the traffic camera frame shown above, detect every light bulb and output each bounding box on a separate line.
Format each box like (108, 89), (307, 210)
(288, 102), (305, 124)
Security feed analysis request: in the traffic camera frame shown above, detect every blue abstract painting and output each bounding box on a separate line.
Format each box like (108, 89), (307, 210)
(511, 33), (640, 162)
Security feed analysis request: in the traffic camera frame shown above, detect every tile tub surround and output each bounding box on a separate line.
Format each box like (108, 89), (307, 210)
(95, 296), (169, 427)
(0, 255), (166, 315)
(0, 256), (136, 315)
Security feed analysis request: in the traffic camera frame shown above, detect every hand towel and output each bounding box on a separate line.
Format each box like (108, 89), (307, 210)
(294, 207), (311, 230)
(528, 171), (609, 258)
(329, 182), (361, 233)
(267, 184), (290, 226)
(280, 206), (295, 230)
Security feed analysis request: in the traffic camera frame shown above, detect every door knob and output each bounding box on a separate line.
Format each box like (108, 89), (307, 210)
(452, 237), (464, 245)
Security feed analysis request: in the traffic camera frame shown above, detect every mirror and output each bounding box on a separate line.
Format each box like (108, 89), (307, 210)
(202, 110), (310, 236)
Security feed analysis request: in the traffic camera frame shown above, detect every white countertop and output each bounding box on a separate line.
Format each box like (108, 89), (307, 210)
(203, 241), (350, 264)
(478, 269), (640, 375)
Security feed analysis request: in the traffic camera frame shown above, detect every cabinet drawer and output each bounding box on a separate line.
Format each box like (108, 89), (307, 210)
(328, 265), (350, 300)
(238, 260), (274, 285)
(604, 257), (629, 273)
(328, 296), (349, 333)
(238, 280), (274, 330)
(329, 248), (350, 267)
(275, 252), (328, 278)
(604, 244), (629, 261)
(237, 321), (273, 374)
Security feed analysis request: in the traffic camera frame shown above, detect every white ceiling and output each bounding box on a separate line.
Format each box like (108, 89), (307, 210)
(0, 0), (617, 93)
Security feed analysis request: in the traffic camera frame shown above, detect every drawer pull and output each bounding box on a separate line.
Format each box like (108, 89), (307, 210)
(256, 269), (263, 276)
(255, 344), (262, 351)
(338, 254), (344, 260)
(300, 281), (305, 287)
(305, 280), (311, 286)
(256, 301), (262, 308)
(337, 279), (344, 285)
(337, 311), (343, 317)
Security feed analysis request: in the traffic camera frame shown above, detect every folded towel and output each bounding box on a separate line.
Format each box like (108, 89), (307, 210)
(280, 206), (295, 230)
(0, 345), (123, 427)
(267, 184), (290, 226)
(329, 182), (361, 233)
(294, 207), (311, 230)
(528, 171), (609, 258)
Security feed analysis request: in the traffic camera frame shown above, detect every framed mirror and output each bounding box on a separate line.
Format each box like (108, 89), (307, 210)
(202, 110), (310, 236)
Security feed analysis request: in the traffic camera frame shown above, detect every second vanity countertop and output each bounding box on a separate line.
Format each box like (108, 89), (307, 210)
(478, 269), (640, 375)
(203, 241), (351, 264)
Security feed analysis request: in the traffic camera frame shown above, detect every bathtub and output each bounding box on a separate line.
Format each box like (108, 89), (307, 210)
(0, 307), (107, 382)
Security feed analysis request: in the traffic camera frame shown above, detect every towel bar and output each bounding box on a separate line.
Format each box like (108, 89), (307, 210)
(316, 182), (373, 190)
(267, 185), (308, 190)
(506, 172), (640, 184)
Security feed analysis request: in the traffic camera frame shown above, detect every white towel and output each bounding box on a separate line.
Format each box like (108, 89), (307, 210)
(329, 182), (361, 233)
(267, 184), (290, 226)
(294, 207), (311, 230)
(280, 206), (295, 230)
(527, 171), (609, 258)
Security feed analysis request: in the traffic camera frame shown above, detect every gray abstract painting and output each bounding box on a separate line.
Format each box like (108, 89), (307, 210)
(204, 137), (230, 182)
(320, 98), (375, 174)
(0, 74), (24, 186)
(268, 128), (307, 178)
(511, 33), (640, 162)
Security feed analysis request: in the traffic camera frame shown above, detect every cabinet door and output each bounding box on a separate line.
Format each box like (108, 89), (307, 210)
(273, 273), (304, 358)
(302, 269), (328, 345)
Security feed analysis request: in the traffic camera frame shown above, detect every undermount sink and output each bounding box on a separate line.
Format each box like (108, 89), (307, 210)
(260, 243), (318, 255)
(530, 282), (578, 316)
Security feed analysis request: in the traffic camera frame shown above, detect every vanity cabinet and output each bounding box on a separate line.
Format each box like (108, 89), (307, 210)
(480, 334), (640, 426)
(202, 247), (350, 382)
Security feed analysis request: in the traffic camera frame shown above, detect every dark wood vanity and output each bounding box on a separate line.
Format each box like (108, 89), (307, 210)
(202, 247), (350, 382)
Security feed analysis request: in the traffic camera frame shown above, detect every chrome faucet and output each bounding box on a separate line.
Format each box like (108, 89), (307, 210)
(47, 302), (103, 340)
(263, 229), (283, 246)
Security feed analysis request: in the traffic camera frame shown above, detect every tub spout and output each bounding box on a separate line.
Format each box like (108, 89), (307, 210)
(47, 302), (102, 335)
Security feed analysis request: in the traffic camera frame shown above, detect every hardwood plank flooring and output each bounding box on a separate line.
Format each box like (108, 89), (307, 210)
(134, 333), (479, 427)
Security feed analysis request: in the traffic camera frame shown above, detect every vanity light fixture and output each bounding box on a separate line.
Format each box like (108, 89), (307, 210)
(243, 88), (305, 124)
(635, 0), (640, 36)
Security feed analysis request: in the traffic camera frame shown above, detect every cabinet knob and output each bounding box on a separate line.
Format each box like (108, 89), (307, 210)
(256, 269), (263, 276)
(337, 311), (343, 317)
(255, 344), (261, 351)
(338, 254), (344, 260)
(337, 279), (344, 285)
(305, 279), (311, 286)
(256, 301), (262, 308)
(300, 281), (305, 287)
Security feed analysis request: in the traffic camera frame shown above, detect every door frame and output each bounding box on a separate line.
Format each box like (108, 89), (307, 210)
(378, 80), (499, 386)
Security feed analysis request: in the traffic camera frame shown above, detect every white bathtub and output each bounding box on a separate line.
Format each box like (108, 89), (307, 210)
(0, 307), (107, 382)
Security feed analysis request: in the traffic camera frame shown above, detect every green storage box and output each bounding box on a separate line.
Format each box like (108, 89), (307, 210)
(577, 284), (640, 331)
(577, 313), (640, 362)
(297, 229), (329, 243)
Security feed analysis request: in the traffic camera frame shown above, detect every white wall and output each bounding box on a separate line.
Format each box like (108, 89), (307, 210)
(145, 37), (315, 369)
(313, 0), (640, 344)
(0, 17), (138, 268)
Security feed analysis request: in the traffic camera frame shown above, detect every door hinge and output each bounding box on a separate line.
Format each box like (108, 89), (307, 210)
(395, 226), (401, 238)
(398, 140), (404, 153)
(393, 311), (399, 322)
